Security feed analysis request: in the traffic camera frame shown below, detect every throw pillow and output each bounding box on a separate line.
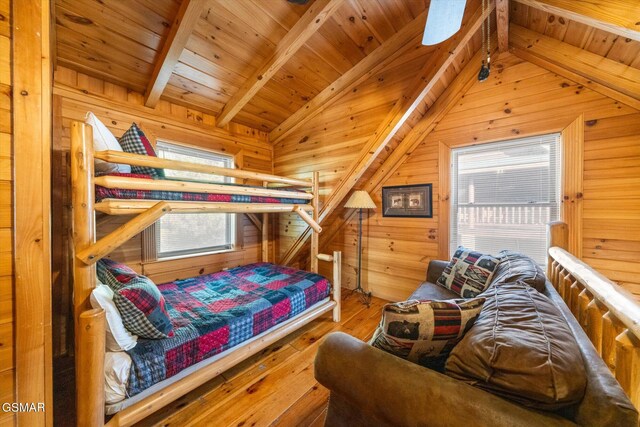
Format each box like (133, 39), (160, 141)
(445, 281), (587, 409)
(97, 258), (173, 339)
(494, 250), (547, 293)
(90, 283), (138, 351)
(85, 112), (132, 174)
(370, 297), (485, 369)
(436, 247), (500, 297)
(118, 123), (165, 178)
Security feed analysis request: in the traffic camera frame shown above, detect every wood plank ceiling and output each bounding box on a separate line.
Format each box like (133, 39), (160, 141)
(54, 0), (640, 134)
(55, 0), (434, 131)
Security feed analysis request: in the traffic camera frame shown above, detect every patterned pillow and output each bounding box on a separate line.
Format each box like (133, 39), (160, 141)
(436, 247), (500, 297)
(118, 123), (165, 178)
(97, 258), (173, 339)
(370, 297), (485, 369)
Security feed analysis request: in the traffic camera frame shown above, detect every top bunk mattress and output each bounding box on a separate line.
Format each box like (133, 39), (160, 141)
(124, 263), (331, 398)
(95, 173), (310, 204)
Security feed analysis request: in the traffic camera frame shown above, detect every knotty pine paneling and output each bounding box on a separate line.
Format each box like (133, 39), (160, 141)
(0, 0), (14, 424)
(52, 67), (273, 356)
(323, 53), (640, 302)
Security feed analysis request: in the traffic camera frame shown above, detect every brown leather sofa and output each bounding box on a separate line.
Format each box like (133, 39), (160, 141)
(315, 260), (639, 427)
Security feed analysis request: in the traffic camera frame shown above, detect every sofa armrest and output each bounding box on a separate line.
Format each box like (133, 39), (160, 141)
(315, 332), (575, 427)
(426, 260), (449, 283)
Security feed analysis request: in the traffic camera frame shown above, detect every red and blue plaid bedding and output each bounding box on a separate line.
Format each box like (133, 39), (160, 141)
(125, 263), (330, 396)
(95, 173), (309, 204)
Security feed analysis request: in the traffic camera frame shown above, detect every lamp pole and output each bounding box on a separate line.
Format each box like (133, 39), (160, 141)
(355, 206), (371, 306)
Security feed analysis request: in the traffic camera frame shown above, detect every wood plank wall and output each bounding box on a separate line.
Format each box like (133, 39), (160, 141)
(273, 31), (482, 271)
(0, 0), (14, 424)
(323, 53), (640, 302)
(52, 66), (273, 356)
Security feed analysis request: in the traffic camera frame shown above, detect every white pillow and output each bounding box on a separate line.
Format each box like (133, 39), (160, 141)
(104, 351), (131, 404)
(90, 284), (137, 351)
(84, 112), (131, 174)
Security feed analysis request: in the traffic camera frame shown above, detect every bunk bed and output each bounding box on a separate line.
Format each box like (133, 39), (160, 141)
(70, 121), (342, 426)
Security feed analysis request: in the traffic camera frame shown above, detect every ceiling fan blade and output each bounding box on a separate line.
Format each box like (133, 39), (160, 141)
(422, 0), (467, 46)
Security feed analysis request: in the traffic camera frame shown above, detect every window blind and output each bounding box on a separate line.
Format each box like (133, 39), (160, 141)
(155, 141), (235, 258)
(450, 134), (561, 266)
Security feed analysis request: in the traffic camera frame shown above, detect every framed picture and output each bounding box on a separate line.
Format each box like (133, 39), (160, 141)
(382, 184), (433, 218)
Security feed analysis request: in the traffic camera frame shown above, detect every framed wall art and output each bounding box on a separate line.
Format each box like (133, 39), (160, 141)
(382, 184), (433, 218)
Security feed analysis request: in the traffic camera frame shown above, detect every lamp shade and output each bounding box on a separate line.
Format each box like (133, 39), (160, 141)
(344, 190), (376, 209)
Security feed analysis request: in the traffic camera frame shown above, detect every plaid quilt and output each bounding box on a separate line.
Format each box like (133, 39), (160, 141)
(95, 173), (309, 204)
(125, 263), (331, 397)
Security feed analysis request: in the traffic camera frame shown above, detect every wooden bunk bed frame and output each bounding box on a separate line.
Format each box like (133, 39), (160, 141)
(70, 121), (342, 426)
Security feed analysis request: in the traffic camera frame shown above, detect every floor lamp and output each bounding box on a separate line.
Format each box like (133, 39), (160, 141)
(344, 190), (376, 306)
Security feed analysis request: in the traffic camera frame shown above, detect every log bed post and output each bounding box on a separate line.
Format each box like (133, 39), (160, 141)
(71, 122), (106, 425)
(262, 181), (269, 262)
(317, 251), (342, 322)
(311, 171), (320, 273)
(77, 309), (106, 426)
(332, 250), (342, 322)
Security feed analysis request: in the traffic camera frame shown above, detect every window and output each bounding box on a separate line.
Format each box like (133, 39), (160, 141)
(155, 141), (236, 259)
(450, 134), (561, 266)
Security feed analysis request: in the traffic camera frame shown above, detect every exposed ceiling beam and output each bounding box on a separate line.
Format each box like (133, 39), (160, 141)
(319, 39), (496, 259)
(279, 3), (495, 266)
(515, 0), (640, 42)
(144, 0), (207, 108)
(497, 0), (509, 52)
(269, 8), (430, 145)
(215, 0), (345, 128)
(510, 24), (640, 102)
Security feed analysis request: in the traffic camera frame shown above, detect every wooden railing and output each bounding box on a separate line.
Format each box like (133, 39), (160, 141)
(547, 221), (640, 410)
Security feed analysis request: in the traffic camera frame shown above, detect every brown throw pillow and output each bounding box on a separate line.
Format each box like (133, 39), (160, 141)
(445, 281), (587, 410)
(436, 247), (500, 297)
(370, 298), (485, 368)
(494, 250), (547, 293)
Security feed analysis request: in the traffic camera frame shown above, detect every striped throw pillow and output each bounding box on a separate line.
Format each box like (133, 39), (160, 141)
(370, 297), (485, 369)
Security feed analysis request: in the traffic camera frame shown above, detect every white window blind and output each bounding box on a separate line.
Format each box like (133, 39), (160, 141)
(155, 141), (236, 259)
(450, 134), (561, 266)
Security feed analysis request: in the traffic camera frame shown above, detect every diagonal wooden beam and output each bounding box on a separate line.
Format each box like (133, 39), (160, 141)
(497, 0), (509, 52)
(510, 24), (640, 102)
(269, 8), (429, 145)
(77, 202), (171, 265)
(515, 0), (640, 42)
(319, 40), (494, 256)
(145, 0), (207, 108)
(280, 4), (495, 266)
(215, 0), (345, 128)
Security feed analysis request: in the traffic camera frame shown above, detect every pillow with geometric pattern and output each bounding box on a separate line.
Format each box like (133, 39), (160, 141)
(118, 123), (165, 178)
(97, 258), (173, 339)
(370, 297), (485, 370)
(436, 247), (500, 298)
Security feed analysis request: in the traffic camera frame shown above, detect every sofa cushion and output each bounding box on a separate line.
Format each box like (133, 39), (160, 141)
(370, 297), (485, 368)
(494, 250), (546, 292)
(445, 281), (587, 410)
(97, 258), (173, 339)
(436, 247), (500, 297)
(411, 282), (460, 300)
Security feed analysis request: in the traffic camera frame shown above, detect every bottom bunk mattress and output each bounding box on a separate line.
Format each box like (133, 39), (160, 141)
(121, 263), (331, 399)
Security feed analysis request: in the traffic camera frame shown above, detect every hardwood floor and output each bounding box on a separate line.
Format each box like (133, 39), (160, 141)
(53, 291), (387, 427)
